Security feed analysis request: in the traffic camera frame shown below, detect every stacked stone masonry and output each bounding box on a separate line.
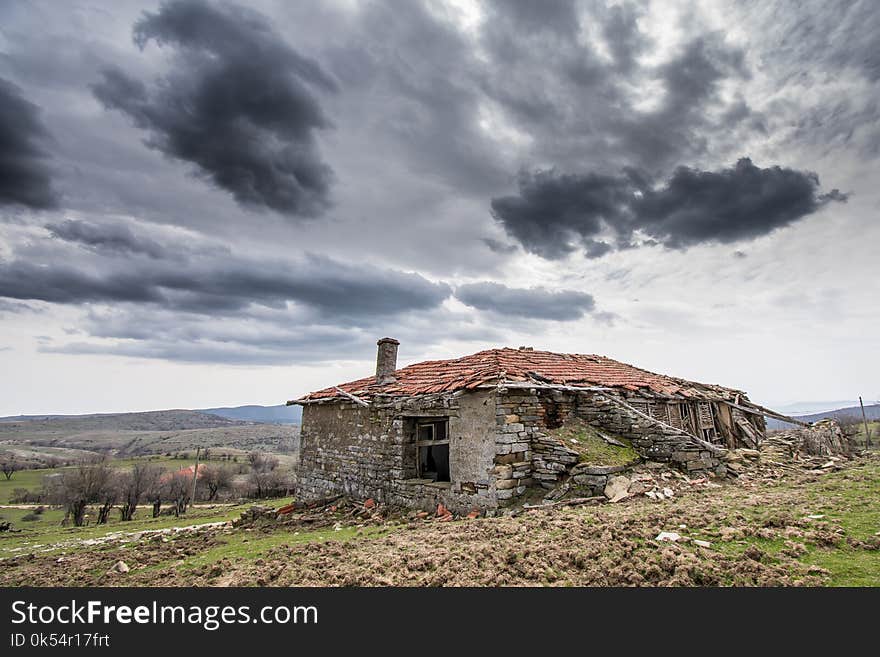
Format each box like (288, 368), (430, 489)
(296, 387), (724, 512)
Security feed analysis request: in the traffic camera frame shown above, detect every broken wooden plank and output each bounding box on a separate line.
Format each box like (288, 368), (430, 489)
(605, 394), (727, 456)
(727, 400), (810, 427)
(333, 386), (370, 407)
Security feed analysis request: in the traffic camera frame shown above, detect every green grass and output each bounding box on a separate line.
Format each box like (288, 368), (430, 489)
(172, 524), (390, 572)
(0, 468), (51, 504)
(685, 462), (880, 586)
(0, 456), (237, 503)
(0, 496), (295, 559)
(851, 420), (879, 448)
(548, 419), (639, 466)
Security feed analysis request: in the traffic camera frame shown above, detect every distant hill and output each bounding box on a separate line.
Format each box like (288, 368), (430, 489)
(766, 403), (880, 430)
(200, 404), (301, 425)
(0, 409), (247, 432)
(0, 408), (299, 468)
(770, 400), (860, 416)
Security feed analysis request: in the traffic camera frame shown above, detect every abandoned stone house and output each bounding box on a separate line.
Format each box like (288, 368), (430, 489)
(289, 338), (772, 512)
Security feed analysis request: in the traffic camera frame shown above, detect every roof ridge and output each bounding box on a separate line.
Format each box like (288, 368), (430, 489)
(293, 344), (745, 403)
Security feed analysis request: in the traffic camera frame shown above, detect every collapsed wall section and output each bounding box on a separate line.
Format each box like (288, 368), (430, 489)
(493, 387), (724, 502)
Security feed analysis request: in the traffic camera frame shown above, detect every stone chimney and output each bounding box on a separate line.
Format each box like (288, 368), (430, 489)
(375, 337), (400, 384)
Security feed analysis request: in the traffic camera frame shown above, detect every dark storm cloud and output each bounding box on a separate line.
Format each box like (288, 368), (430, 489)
(491, 158), (847, 258)
(455, 282), (595, 321)
(0, 77), (57, 210)
(477, 3), (756, 174)
(614, 37), (751, 170)
(45, 219), (167, 259)
(91, 0), (336, 217)
(0, 260), (163, 305)
(636, 159), (847, 248)
(0, 247), (451, 319)
(490, 168), (635, 259)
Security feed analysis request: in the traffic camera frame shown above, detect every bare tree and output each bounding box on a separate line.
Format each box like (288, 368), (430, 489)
(247, 452), (283, 499)
(1, 460), (19, 481)
(147, 481), (164, 518)
(199, 465), (232, 501)
(118, 463), (164, 521)
(95, 472), (119, 525)
(45, 458), (113, 527)
(247, 452), (278, 472)
(165, 472), (192, 517)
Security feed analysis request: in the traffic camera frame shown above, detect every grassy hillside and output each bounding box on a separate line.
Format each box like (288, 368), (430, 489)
(0, 409), (247, 432)
(0, 409), (299, 468)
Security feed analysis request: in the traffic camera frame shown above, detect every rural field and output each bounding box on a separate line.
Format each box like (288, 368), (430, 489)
(2, 451), (877, 587)
(0, 409), (300, 469)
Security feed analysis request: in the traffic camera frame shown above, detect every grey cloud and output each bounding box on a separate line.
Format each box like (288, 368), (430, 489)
(324, 0), (508, 195)
(0, 299), (41, 314)
(615, 37), (752, 169)
(0, 241), (451, 319)
(92, 0), (336, 217)
(601, 3), (646, 73)
(490, 168), (635, 259)
(43, 317), (373, 366)
(0, 77), (57, 210)
(491, 158), (847, 258)
(455, 282), (595, 320)
(636, 159), (847, 248)
(41, 302), (507, 367)
(46, 219), (167, 259)
(477, 4), (756, 173)
(489, 0), (580, 36)
(481, 237), (518, 254)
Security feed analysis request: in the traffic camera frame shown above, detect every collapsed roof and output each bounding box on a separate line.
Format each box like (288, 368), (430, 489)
(291, 347), (749, 405)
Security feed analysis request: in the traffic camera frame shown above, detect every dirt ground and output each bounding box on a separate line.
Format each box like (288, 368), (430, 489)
(2, 456), (878, 587)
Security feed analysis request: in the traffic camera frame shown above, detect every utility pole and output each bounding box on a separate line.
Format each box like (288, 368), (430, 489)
(859, 396), (871, 449)
(189, 446), (200, 511)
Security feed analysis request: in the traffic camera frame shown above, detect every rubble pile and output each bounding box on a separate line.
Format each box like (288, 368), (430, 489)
(764, 419), (855, 459)
(536, 462), (722, 508)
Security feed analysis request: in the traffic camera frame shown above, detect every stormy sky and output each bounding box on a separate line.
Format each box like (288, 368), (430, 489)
(0, 0), (877, 414)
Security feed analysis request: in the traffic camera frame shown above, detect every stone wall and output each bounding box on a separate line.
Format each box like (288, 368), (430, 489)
(296, 386), (723, 513)
(296, 390), (507, 513)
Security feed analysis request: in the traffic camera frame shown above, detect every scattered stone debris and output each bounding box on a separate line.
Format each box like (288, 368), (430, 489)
(693, 539), (712, 548)
(109, 560), (129, 574)
(655, 532), (681, 542)
(764, 419), (855, 459)
(604, 475), (631, 503)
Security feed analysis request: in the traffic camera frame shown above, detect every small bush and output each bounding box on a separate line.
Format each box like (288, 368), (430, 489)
(10, 488), (42, 504)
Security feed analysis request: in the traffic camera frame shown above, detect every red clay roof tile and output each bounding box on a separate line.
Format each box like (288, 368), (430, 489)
(294, 348), (744, 403)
